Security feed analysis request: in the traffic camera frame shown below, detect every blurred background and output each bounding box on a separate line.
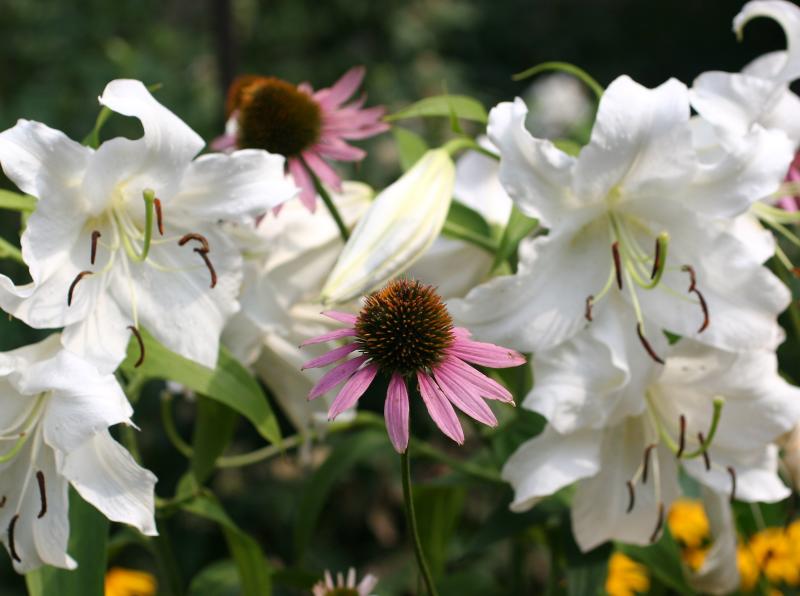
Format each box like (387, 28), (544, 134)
(0, 1), (792, 594)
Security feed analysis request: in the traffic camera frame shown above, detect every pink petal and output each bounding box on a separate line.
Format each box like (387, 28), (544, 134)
(303, 150), (343, 192)
(322, 310), (358, 325)
(308, 355), (369, 400)
(439, 357), (513, 403)
(417, 372), (464, 444)
(328, 363), (379, 419)
(301, 343), (358, 370)
(448, 336), (526, 368)
(315, 138), (367, 162)
(300, 327), (356, 346)
(433, 366), (497, 427)
(385, 373), (410, 452)
(210, 133), (237, 152)
(317, 66), (366, 109)
(288, 157), (318, 212)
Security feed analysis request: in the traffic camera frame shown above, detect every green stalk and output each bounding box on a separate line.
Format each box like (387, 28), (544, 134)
(401, 450), (440, 596)
(300, 156), (350, 242)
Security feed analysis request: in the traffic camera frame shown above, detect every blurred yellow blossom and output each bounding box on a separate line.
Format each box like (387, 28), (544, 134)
(605, 552), (649, 596)
(104, 567), (156, 596)
(668, 499), (710, 550)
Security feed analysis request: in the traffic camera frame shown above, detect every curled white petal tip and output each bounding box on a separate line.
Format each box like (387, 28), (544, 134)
(321, 149), (455, 303)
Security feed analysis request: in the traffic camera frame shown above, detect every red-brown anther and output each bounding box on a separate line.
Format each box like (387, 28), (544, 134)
(792, 267), (800, 279)
(90, 231), (101, 265)
(154, 198), (164, 236)
(8, 514), (20, 562)
(676, 415), (686, 458)
(626, 480), (635, 513)
(642, 443), (656, 484)
(67, 271), (93, 307)
(128, 326), (145, 368)
(681, 265), (710, 333)
(727, 466), (737, 502)
(650, 237), (662, 280)
(612, 241), (623, 290)
(585, 295), (594, 322)
(195, 249), (217, 289)
(636, 323), (665, 365)
(178, 233), (210, 252)
(36, 471), (46, 519)
(681, 265), (697, 291)
(650, 503), (665, 544)
(698, 432), (711, 471)
(0, 495), (6, 507)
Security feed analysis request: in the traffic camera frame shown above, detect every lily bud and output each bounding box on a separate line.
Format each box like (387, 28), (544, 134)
(321, 148), (455, 303)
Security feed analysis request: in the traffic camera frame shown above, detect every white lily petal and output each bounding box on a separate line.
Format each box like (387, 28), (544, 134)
(321, 149), (454, 303)
(575, 76), (694, 204)
(501, 425), (603, 512)
(409, 236), (493, 300)
(172, 149), (296, 220)
(63, 431), (157, 536)
(453, 138), (513, 226)
(687, 488), (740, 595)
(735, 0), (800, 85)
(488, 98), (575, 225)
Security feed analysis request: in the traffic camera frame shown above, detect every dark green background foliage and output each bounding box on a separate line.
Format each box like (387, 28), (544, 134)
(0, 1), (791, 594)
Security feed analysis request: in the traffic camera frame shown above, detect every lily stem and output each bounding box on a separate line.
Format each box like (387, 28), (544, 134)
(300, 156), (350, 242)
(401, 450), (439, 596)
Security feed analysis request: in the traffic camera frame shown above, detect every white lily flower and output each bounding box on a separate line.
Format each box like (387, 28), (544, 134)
(0, 79), (296, 372)
(450, 75), (792, 359)
(0, 334), (156, 573)
(321, 149), (455, 304)
(222, 183), (370, 430)
(503, 339), (800, 551)
(686, 488), (740, 596)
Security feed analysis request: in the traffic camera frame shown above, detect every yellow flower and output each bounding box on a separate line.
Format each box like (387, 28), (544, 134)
(737, 544), (760, 592)
(605, 552), (649, 596)
(667, 499), (710, 550)
(104, 567), (157, 596)
(682, 546), (708, 572)
(748, 527), (800, 587)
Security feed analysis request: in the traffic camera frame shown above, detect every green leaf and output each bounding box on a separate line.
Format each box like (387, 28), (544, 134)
(0, 189), (36, 212)
(188, 560), (240, 596)
(120, 330), (281, 445)
(491, 205), (539, 273)
(25, 489), (109, 596)
(293, 431), (388, 560)
(618, 530), (695, 595)
(182, 493), (271, 596)
(191, 398), (239, 484)
(553, 138), (583, 157)
(413, 485), (465, 577)
(386, 95), (488, 124)
(441, 200), (497, 254)
(564, 534), (611, 596)
(392, 126), (429, 171)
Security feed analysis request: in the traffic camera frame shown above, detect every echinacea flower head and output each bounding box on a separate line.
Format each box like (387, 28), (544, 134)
(214, 67), (389, 212)
(104, 567), (157, 596)
(312, 568), (378, 596)
(0, 335), (156, 573)
(301, 279), (525, 452)
(605, 552), (649, 596)
(0, 79), (296, 373)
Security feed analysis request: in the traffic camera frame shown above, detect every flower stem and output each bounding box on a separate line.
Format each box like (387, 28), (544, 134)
(299, 157), (350, 242)
(512, 61), (604, 100)
(401, 450), (439, 596)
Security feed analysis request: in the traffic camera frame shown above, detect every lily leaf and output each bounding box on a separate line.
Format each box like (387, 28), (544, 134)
(491, 205), (539, 273)
(121, 330), (281, 445)
(392, 126), (429, 171)
(387, 95), (488, 124)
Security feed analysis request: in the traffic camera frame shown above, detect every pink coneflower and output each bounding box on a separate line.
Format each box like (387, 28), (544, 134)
(212, 67), (389, 212)
(301, 279), (526, 452)
(776, 151), (800, 211)
(312, 568), (378, 596)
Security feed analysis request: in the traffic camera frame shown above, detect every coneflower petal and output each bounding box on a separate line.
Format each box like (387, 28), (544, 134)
(433, 366), (497, 427)
(328, 363), (379, 420)
(385, 373), (410, 453)
(417, 372), (464, 444)
(301, 343), (358, 370)
(308, 355), (369, 400)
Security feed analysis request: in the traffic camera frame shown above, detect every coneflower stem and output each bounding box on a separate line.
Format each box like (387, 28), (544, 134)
(300, 157), (350, 242)
(401, 450), (439, 596)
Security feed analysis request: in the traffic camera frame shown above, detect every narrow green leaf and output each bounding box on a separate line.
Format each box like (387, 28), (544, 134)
(513, 61), (604, 100)
(413, 485), (465, 577)
(191, 398), (239, 484)
(392, 126), (429, 171)
(182, 493), (271, 596)
(618, 530), (695, 595)
(25, 489), (109, 596)
(293, 431), (388, 560)
(386, 95), (488, 124)
(491, 205), (539, 273)
(120, 331), (281, 445)
(441, 200), (498, 254)
(0, 190), (36, 212)
(188, 560), (240, 596)
(564, 533), (611, 596)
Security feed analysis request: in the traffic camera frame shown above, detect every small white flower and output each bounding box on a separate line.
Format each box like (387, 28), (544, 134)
(321, 149), (455, 304)
(450, 75), (792, 360)
(0, 335), (156, 573)
(503, 339), (800, 551)
(0, 79), (296, 372)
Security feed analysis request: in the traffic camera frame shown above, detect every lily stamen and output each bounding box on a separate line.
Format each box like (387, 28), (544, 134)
(178, 233), (217, 288)
(727, 466), (737, 502)
(90, 231), (101, 265)
(626, 480), (635, 513)
(36, 470), (46, 519)
(8, 514), (20, 562)
(676, 414), (686, 458)
(128, 326), (145, 368)
(681, 398), (724, 460)
(698, 432), (711, 471)
(636, 323), (665, 364)
(194, 249), (217, 289)
(584, 295), (594, 322)
(154, 198), (164, 236)
(650, 502), (665, 543)
(67, 271), (93, 307)
(681, 265), (710, 333)
(0, 496), (6, 507)
(612, 241), (623, 290)
(642, 443), (657, 484)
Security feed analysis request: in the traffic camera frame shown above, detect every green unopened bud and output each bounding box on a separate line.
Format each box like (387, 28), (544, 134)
(321, 149), (455, 304)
